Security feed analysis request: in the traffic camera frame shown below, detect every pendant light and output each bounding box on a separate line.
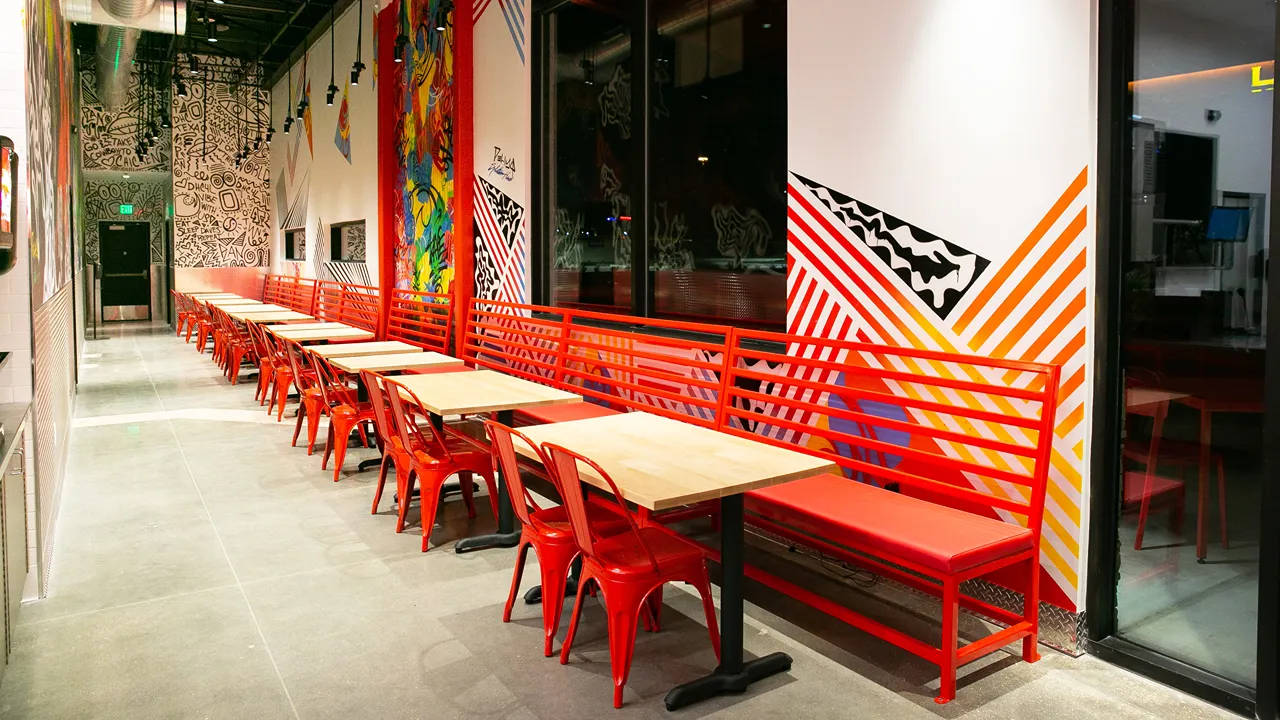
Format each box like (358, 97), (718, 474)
(350, 0), (365, 85)
(326, 3), (338, 106)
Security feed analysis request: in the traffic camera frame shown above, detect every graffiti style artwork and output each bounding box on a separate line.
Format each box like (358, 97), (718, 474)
(793, 174), (990, 320)
(172, 80), (271, 267)
(712, 204), (772, 268)
(474, 176), (526, 304)
(83, 179), (168, 263)
(78, 66), (170, 172)
(334, 82), (352, 163)
(393, 0), (455, 293)
(372, 4), (379, 89)
(25, 0), (74, 306)
(598, 65), (631, 140)
(787, 168), (1091, 608)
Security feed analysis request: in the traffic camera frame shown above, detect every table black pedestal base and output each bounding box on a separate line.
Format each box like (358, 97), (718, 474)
(523, 577), (577, 605)
(455, 410), (519, 554)
(664, 653), (792, 711)
(357, 458), (382, 471)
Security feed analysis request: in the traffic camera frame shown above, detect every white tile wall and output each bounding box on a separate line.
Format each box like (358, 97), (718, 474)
(0, 0), (34, 405)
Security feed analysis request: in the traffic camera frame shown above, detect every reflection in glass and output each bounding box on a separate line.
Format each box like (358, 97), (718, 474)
(548, 2), (632, 311)
(1115, 0), (1270, 687)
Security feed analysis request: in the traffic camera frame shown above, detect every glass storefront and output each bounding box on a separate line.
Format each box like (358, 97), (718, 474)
(1096, 0), (1278, 712)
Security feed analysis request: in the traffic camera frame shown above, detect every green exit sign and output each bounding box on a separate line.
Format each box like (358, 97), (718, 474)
(118, 203), (134, 215)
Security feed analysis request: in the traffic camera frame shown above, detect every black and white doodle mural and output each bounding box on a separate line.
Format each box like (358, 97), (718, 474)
(83, 178), (168, 263)
(474, 176), (527, 304)
(171, 75), (270, 267)
(792, 173), (990, 320)
(79, 63), (169, 173)
(712, 204), (772, 268)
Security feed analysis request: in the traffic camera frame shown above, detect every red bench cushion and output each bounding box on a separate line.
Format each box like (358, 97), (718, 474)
(517, 401), (623, 425)
(746, 474), (1033, 575)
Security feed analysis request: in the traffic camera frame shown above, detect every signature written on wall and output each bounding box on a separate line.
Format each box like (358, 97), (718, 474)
(487, 146), (516, 182)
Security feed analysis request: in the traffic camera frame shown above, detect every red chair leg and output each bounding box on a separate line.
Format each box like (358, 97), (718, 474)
(644, 585), (663, 633)
(321, 424), (336, 470)
(560, 573), (593, 665)
(274, 369), (293, 421)
(328, 413), (358, 482)
(936, 579), (959, 705)
(396, 468), (418, 534)
(371, 453), (392, 514)
(607, 586), (647, 709)
(691, 574), (721, 661)
(536, 542), (578, 657)
(420, 472), (449, 552)
(503, 540), (532, 623)
(458, 471), (477, 518)
(305, 405), (323, 455)
(292, 403), (307, 447)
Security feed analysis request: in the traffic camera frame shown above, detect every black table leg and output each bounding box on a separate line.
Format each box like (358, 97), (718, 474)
(454, 409), (521, 553)
(664, 495), (791, 711)
(524, 557), (581, 604)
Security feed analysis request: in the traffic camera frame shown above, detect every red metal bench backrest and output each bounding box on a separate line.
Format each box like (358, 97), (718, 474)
(560, 310), (731, 428)
(316, 280), (379, 332)
(314, 280), (345, 322)
(263, 276), (281, 304)
(387, 288), (452, 352)
(276, 276), (317, 314)
(463, 298), (567, 383)
(721, 328), (1059, 540)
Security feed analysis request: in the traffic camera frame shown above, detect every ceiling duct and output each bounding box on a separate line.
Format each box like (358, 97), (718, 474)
(67, 0), (187, 109)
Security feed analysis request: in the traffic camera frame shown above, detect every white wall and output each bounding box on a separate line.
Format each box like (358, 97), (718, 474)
(0, 3), (34, 405)
(269, 1), (379, 283)
(788, 0), (1096, 611)
(472, 0), (531, 303)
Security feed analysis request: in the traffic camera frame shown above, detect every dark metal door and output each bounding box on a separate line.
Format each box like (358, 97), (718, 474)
(99, 221), (150, 312)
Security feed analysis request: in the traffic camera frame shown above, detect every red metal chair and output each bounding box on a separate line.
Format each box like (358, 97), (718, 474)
(311, 349), (375, 482)
(485, 420), (629, 657)
(284, 341), (326, 454)
(362, 370), (413, 516)
(171, 290), (195, 339)
(384, 377), (500, 551)
(542, 442), (720, 709)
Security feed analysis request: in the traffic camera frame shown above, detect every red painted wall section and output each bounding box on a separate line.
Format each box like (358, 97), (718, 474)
(454, 0), (475, 355)
(377, 1), (399, 337)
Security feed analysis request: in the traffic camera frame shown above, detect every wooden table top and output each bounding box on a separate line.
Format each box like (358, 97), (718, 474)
(240, 311), (315, 323)
(187, 292), (241, 298)
(513, 412), (838, 511)
(268, 322), (356, 334)
(205, 298), (267, 306)
(330, 352), (464, 373)
(394, 369), (580, 416)
(268, 326), (375, 342)
(309, 341), (425, 358)
(223, 304), (288, 316)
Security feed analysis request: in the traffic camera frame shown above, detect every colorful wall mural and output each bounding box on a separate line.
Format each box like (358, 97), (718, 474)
(393, 0), (455, 294)
(25, 0), (75, 307)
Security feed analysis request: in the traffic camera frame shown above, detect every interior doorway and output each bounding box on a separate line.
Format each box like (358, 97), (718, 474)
(99, 221), (151, 321)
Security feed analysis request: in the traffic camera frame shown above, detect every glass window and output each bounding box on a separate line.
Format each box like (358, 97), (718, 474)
(547, 2), (633, 312)
(1114, 0), (1271, 688)
(284, 227), (305, 261)
(330, 220), (367, 262)
(649, 0), (786, 326)
(541, 0), (786, 326)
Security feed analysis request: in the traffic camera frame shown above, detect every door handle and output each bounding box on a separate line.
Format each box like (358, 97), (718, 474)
(103, 272), (147, 278)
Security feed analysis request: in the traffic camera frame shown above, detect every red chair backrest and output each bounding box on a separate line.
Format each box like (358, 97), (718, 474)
(282, 340), (316, 393)
(463, 299), (566, 383)
(483, 420), (551, 527)
(360, 370), (399, 449)
(388, 288), (452, 352)
(382, 376), (456, 463)
(720, 328), (1060, 541)
(308, 348), (358, 408)
(541, 443), (657, 572)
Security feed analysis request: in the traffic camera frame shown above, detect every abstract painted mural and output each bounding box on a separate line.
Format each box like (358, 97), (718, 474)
(78, 64), (169, 173)
(83, 178), (168, 263)
(334, 82), (352, 164)
(393, 0), (455, 293)
(25, 0), (74, 306)
(786, 169), (1090, 611)
(171, 73), (270, 267)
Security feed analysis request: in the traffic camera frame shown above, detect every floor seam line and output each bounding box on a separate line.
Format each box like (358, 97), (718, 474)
(17, 583), (244, 627)
(134, 334), (304, 720)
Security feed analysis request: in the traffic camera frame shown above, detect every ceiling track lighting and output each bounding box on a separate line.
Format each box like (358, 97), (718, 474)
(351, 0), (365, 85)
(205, 0), (217, 42)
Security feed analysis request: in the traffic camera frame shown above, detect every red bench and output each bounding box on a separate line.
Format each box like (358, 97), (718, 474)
(272, 276), (318, 314)
(315, 279), (380, 332)
(387, 288), (453, 353)
(720, 328), (1058, 704)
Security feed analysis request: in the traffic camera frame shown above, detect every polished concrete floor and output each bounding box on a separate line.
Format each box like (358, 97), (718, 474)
(0, 323), (1241, 719)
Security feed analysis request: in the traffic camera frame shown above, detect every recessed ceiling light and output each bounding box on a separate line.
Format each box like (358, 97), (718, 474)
(122, 173), (130, 179)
